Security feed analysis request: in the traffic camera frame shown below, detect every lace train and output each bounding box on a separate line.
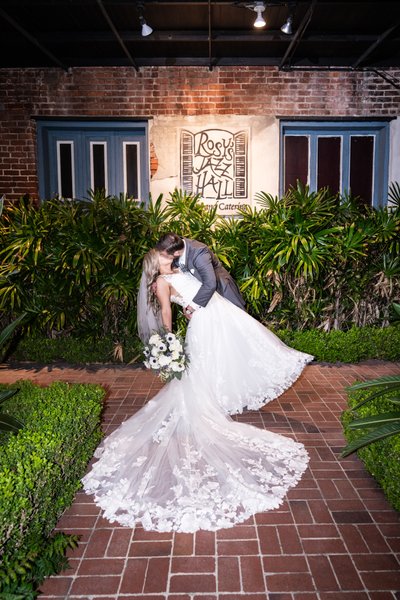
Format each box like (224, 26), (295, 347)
(82, 377), (309, 532)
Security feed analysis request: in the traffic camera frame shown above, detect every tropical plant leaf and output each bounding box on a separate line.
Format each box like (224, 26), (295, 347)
(341, 421), (400, 457)
(0, 413), (24, 432)
(387, 396), (400, 404)
(0, 388), (19, 405)
(349, 387), (400, 411)
(348, 375), (400, 391)
(0, 312), (26, 348)
(348, 410), (400, 428)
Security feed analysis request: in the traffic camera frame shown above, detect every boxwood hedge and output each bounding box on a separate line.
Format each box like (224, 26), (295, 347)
(10, 325), (400, 364)
(0, 380), (104, 597)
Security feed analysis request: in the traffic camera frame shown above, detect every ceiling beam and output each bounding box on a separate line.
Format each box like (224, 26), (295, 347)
(352, 21), (400, 68)
(19, 31), (392, 44)
(0, 6), (67, 69)
(279, 0), (317, 70)
(95, 0), (139, 71)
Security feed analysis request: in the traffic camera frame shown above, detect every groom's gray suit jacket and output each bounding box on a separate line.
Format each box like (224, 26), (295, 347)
(180, 238), (245, 310)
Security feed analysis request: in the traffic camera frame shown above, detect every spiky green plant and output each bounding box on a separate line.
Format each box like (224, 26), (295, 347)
(0, 313), (26, 433)
(341, 375), (400, 457)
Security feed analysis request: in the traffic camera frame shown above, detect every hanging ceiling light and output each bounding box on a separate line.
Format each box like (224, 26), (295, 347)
(280, 14), (293, 35)
(252, 2), (266, 28)
(140, 15), (153, 37)
(137, 2), (153, 37)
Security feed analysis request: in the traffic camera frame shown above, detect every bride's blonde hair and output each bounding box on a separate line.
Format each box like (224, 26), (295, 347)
(142, 249), (161, 311)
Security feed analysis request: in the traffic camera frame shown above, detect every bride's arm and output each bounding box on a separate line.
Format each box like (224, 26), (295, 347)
(156, 277), (172, 331)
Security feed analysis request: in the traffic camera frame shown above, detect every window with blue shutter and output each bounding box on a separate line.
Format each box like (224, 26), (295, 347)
(36, 119), (149, 203)
(280, 120), (390, 207)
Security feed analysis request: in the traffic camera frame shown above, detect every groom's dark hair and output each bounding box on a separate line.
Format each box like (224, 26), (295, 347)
(156, 233), (184, 255)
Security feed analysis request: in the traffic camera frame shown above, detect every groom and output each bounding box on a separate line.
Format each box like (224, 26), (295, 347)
(155, 233), (245, 316)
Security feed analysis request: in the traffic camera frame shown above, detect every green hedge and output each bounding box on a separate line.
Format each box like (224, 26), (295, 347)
(277, 325), (400, 362)
(10, 333), (142, 364)
(342, 388), (400, 511)
(9, 325), (400, 364)
(1, 188), (399, 339)
(0, 380), (105, 596)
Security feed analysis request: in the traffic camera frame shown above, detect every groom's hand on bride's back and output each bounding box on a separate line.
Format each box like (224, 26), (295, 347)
(184, 305), (194, 320)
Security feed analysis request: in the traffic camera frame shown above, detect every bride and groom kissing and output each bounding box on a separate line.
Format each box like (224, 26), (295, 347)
(82, 232), (313, 533)
(155, 232), (246, 315)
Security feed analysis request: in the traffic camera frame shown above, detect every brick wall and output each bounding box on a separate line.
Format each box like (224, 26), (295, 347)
(1, 66), (400, 201)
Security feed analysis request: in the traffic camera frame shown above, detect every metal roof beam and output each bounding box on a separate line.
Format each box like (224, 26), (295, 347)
(279, 0), (317, 70)
(352, 21), (400, 68)
(30, 31), (389, 44)
(95, 0), (139, 71)
(0, 6), (67, 69)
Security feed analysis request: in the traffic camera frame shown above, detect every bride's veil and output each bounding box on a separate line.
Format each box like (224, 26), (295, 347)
(137, 270), (164, 343)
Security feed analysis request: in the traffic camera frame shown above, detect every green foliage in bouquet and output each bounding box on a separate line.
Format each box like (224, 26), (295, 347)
(0, 380), (104, 597)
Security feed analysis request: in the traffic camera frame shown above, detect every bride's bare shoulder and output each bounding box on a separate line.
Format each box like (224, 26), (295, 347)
(156, 275), (170, 288)
(155, 275), (171, 305)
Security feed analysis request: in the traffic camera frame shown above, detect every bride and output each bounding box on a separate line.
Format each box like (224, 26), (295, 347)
(82, 249), (313, 532)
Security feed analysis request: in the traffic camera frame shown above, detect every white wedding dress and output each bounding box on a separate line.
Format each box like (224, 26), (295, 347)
(82, 271), (313, 532)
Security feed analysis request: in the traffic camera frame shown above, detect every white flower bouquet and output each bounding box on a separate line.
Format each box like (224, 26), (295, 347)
(143, 331), (189, 382)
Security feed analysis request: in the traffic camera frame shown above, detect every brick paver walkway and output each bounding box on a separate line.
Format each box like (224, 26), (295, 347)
(1, 361), (400, 600)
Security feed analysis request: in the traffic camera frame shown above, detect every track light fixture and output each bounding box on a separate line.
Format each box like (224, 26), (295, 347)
(280, 3), (295, 35)
(136, 2), (153, 37)
(280, 14), (293, 34)
(252, 2), (266, 28)
(140, 16), (153, 36)
(242, 2), (296, 34)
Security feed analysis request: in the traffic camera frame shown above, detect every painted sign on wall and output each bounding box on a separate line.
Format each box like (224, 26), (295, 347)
(180, 128), (249, 213)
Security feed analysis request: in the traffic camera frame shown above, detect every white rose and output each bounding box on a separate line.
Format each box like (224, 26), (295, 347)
(169, 341), (182, 352)
(151, 346), (160, 357)
(171, 350), (180, 360)
(149, 334), (161, 345)
(158, 355), (172, 366)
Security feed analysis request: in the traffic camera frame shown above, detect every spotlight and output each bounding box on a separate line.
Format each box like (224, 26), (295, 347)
(280, 14), (293, 35)
(137, 2), (153, 37)
(253, 2), (266, 28)
(140, 16), (153, 37)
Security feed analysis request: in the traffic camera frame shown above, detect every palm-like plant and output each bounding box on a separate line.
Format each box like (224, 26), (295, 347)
(0, 185), (399, 348)
(0, 313), (26, 433)
(162, 188), (219, 244)
(341, 375), (400, 457)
